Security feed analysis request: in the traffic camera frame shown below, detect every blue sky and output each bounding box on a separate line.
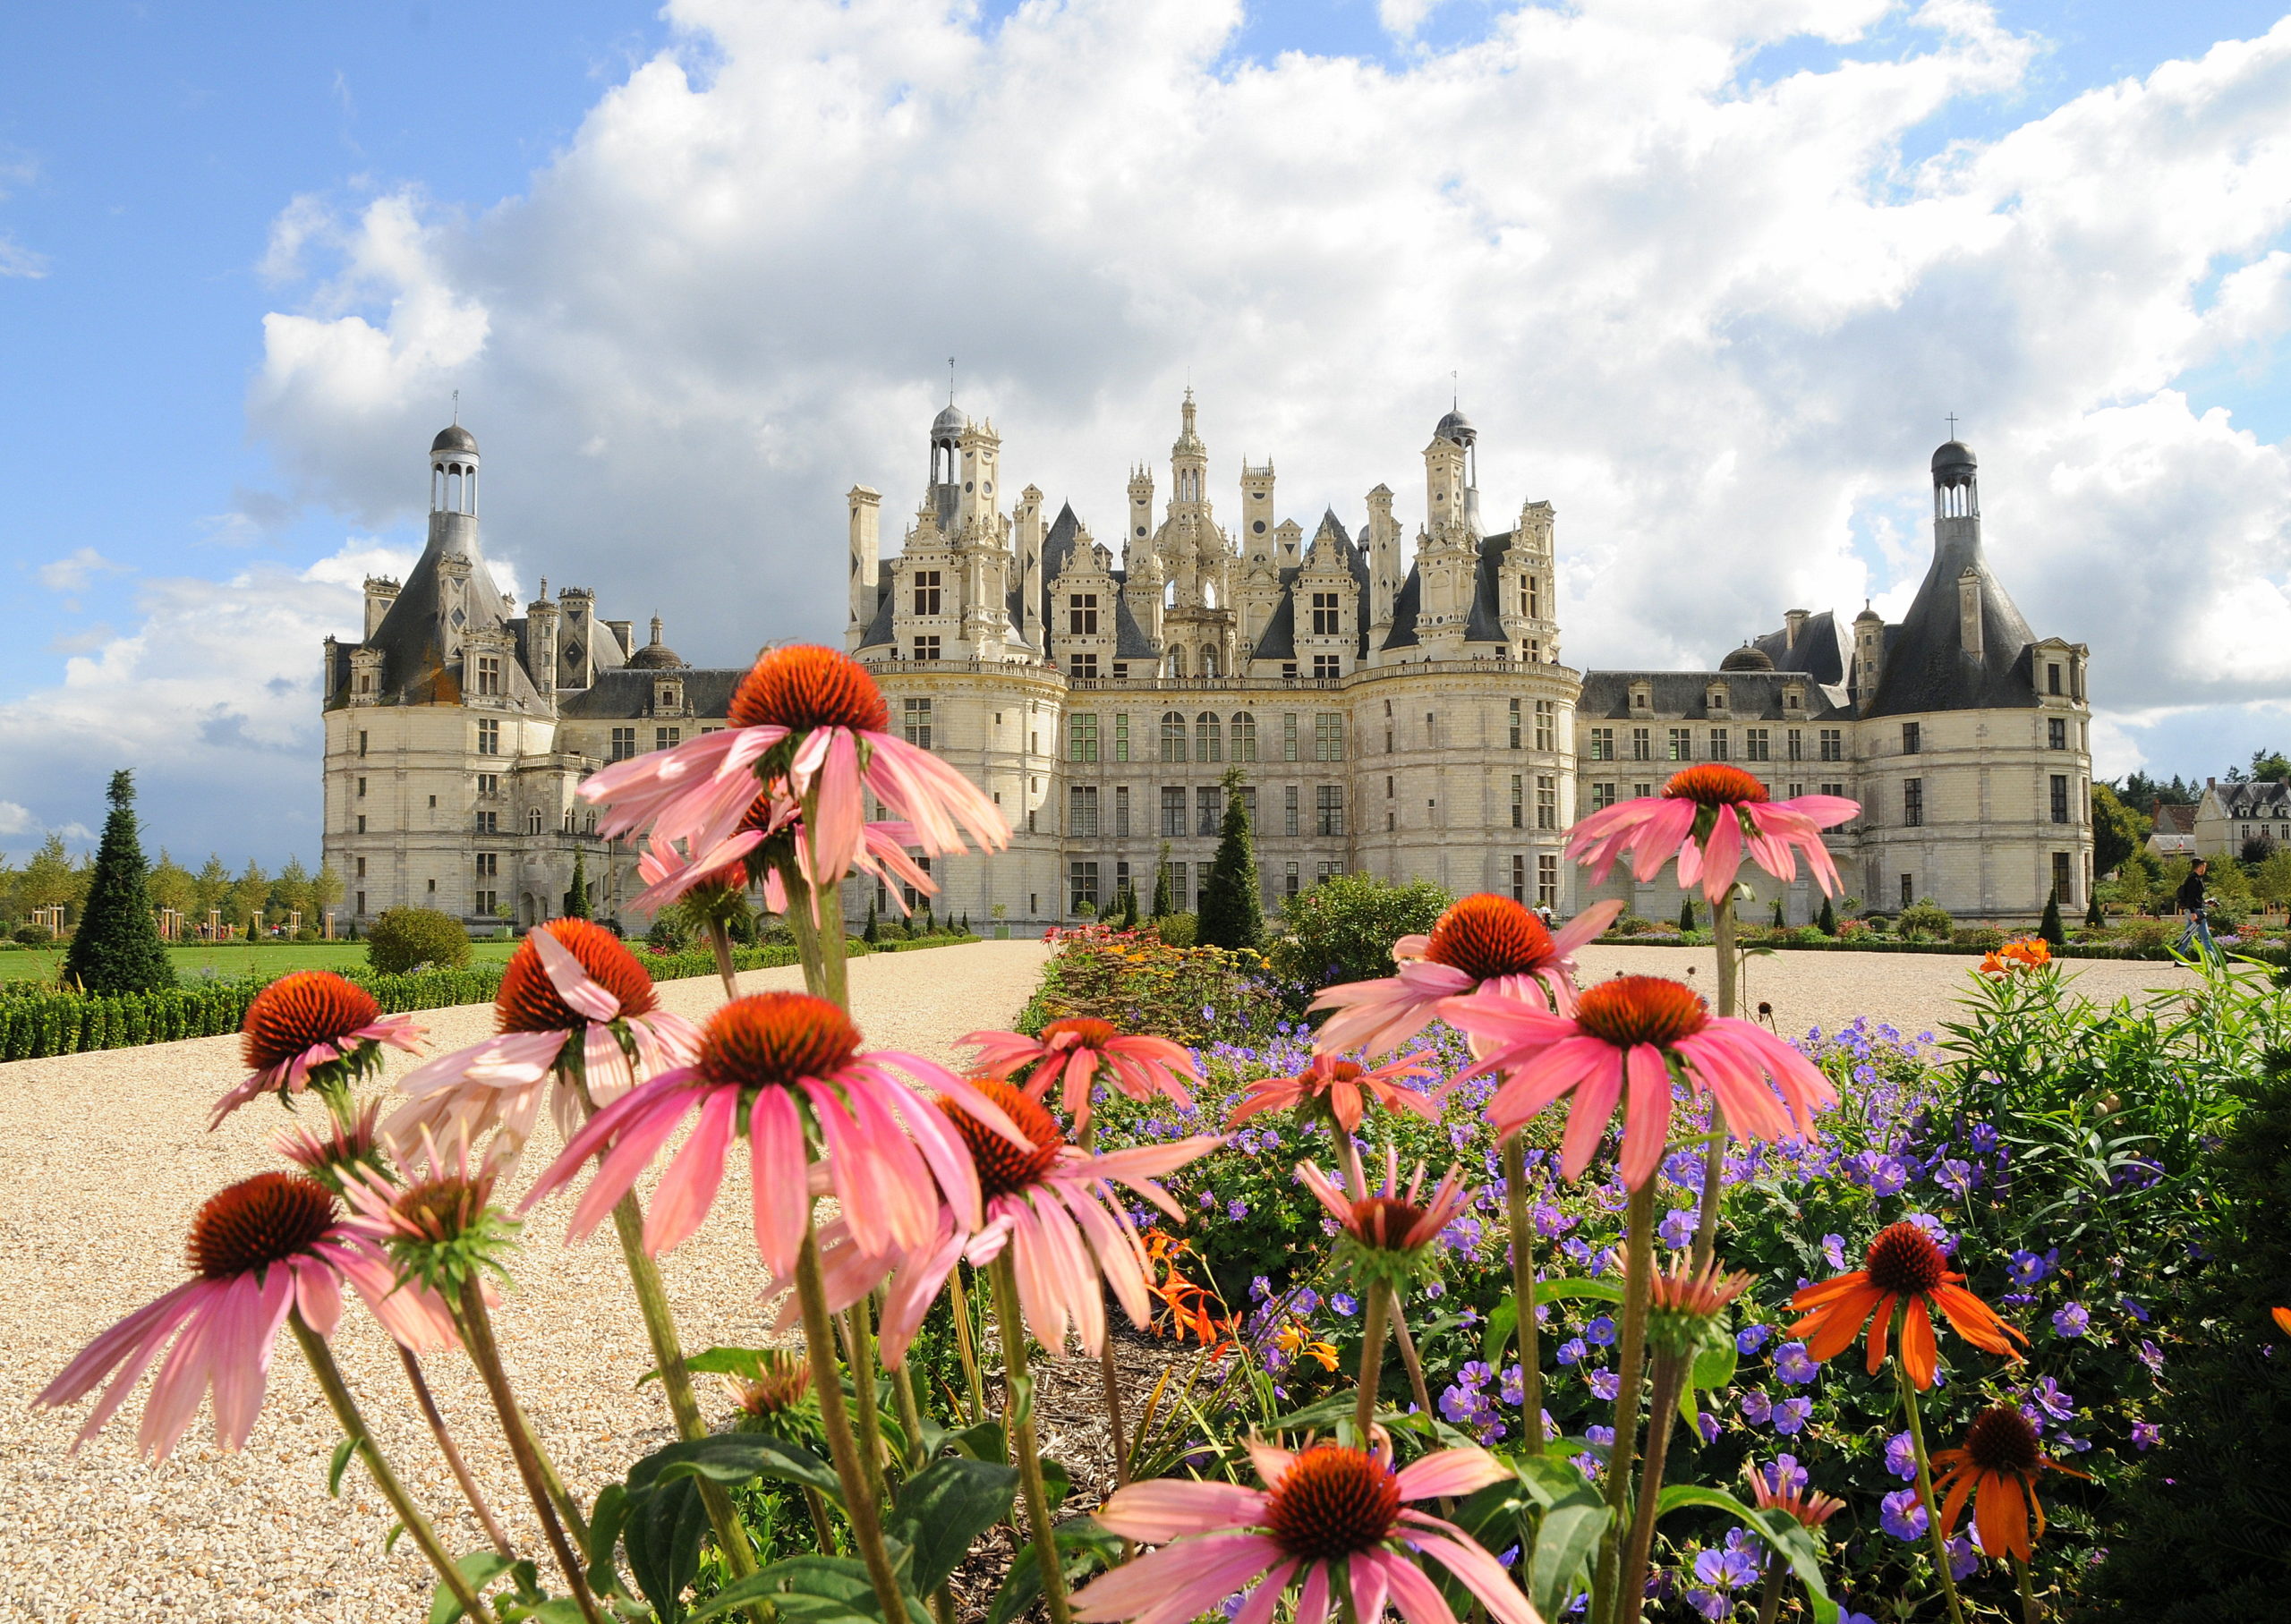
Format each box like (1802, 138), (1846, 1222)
(4, 0), (2290, 862)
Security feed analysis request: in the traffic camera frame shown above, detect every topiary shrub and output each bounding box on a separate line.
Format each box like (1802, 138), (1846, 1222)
(64, 771), (175, 996)
(13, 924), (55, 947)
(2039, 891), (2066, 946)
(1816, 895), (1837, 936)
(1770, 897), (1786, 929)
(1896, 898), (1955, 940)
(1676, 896), (1697, 933)
(364, 907), (472, 974)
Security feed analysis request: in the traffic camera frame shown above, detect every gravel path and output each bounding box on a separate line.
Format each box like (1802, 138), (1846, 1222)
(0, 940), (1049, 1624)
(0, 937), (2202, 1621)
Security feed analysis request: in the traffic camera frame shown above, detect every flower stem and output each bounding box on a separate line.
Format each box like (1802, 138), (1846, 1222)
(1354, 1279), (1392, 1441)
(1896, 1357), (1969, 1624)
(1592, 1179), (1657, 1624)
(607, 1192), (770, 1610)
(796, 1220), (911, 1624)
(2015, 1552), (2040, 1624)
(782, 867), (831, 999)
(948, 1265), (988, 1424)
(453, 1279), (605, 1622)
(289, 1312), (488, 1620)
(841, 1302), (894, 1511)
(1077, 1114), (1131, 1486)
(988, 1252), (1075, 1624)
(396, 1343), (516, 1560)
(1614, 1350), (1688, 1624)
(1501, 1135), (1544, 1450)
(1691, 896), (1736, 1272)
(707, 918), (743, 1001)
(1752, 1552), (1784, 1624)
(1390, 1302), (1436, 1424)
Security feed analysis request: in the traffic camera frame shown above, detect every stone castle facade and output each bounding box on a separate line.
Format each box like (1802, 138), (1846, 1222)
(321, 404), (2094, 933)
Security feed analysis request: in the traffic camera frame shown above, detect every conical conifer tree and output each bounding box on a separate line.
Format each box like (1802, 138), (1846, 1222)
(1817, 896), (1837, 936)
(566, 851), (592, 920)
(1197, 769), (1263, 950)
(2085, 893), (2105, 930)
(64, 770), (175, 994)
(1152, 841), (1173, 919)
(2039, 890), (2065, 946)
(1677, 896), (1698, 934)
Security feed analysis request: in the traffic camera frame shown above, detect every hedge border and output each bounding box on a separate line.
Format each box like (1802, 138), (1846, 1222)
(1594, 934), (2291, 966)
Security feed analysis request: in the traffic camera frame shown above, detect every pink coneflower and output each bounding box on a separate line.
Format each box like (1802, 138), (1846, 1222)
(1310, 893), (1625, 1057)
(1227, 1051), (1439, 1135)
(1070, 1433), (1536, 1624)
(276, 1096), (394, 1195)
(1446, 974), (1836, 1189)
(209, 971), (425, 1127)
(383, 920), (699, 1168)
(578, 644), (1006, 900)
(35, 1171), (458, 1459)
(1298, 1152), (1472, 1289)
(832, 1077), (1221, 1360)
(522, 991), (1029, 1276)
(1744, 1459), (1846, 1531)
(960, 1016), (1200, 1128)
(1565, 764), (1859, 906)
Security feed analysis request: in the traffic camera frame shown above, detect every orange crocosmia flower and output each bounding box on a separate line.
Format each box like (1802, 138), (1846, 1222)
(1930, 1406), (2082, 1564)
(2273, 1305), (2291, 1339)
(1787, 1221), (2026, 1389)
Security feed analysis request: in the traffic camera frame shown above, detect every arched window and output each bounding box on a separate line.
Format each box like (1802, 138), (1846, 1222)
(1160, 711), (1188, 762)
(526, 808), (543, 836)
(1164, 578), (1178, 608)
(1201, 644), (1220, 677)
(1231, 712), (1257, 761)
(1168, 647), (1186, 677)
(1202, 580), (1218, 609)
(1197, 711), (1222, 762)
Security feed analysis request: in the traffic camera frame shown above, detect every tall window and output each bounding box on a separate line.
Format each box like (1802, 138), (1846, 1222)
(1069, 786), (1100, 838)
(1314, 713), (1345, 761)
(1902, 721), (1921, 754)
(1196, 711), (1222, 762)
(1069, 714), (1099, 761)
(474, 655), (502, 697)
(914, 570), (942, 615)
(1069, 653), (1098, 679)
(1903, 778), (1924, 827)
(1591, 782), (1617, 811)
(1312, 654), (1341, 679)
(1534, 700), (1554, 751)
(656, 727), (681, 752)
(1786, 727), (1802, 762)
(1236, 785), (1257, 829)
(1161, 711), (1188, 762)
(1311, 592), (1341, 635)
(1522, 575), (1540, 618)
(1668, 727), (1691, 761)
(477, 719), (500, 755)
(1510, 775), (1524, 829)
(1197, 786), (1222, 836)
(2048, 717), (2067, 750)
(1285, 861), (1300, 897)
(903, 699), (933, 749)
(1818, 728), (1844, 762)
(903, 855), (933, 912)
(1114, 712), (1131, 761)
(1631, 727), (1652, 761)
(1508, 698), (1522, 749)
(2047, 662), (2062, 695)
(1068, 593), (1098, 634)
(526, 808), (543, 835)
(1284, 785), (1300, 838)
(1708, 727), (1729, 761)
(2050, 775), (2070, 824)
(609, 727), (636, 761)
(1511, 854), (1526, 903)
(1901, 873), (1914, 910)
(1114, 785), (1131, 838)
(475, 811), (499, 835)
(1589, 727), (1614, 761)
(910, 635), (941, 661)
(474, 773), (498, 797)
(1161, 786), (1187, 837)
(1284, 714), (1299, 761)
(1819, 780), (1846, 801)
(1069, 861), (1100, 914)
(1537, 854), (1558, 909)
(1537, 776), (1557, 830)
(2052, 851), (2073, 903)
(1231, 712), (1257, 761)
(1745, 727), (1769, 761)
(1316, 784), (1344, 837)
(1164, 861), (1190, 913)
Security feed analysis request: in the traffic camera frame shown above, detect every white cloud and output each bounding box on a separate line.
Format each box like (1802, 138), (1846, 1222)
(0, 236), (45, 279)
(0, 801), (34, 838)
(36, 547), (132, 593)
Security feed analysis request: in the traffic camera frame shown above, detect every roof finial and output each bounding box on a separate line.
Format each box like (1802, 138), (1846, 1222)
(1452, 369), (1459, 411)
(1945, 412), (1959, 438)
(452, 387), (460, 426)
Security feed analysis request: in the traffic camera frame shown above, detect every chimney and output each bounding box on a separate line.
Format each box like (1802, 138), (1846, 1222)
(363, 576), (401, 639)
(848, 485), (883, 650)
(1783, 608), (1808, 650)
(1957, 567), (1983, 660)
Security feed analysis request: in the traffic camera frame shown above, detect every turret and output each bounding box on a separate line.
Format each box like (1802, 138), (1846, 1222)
(1854, 603), (1886, 713)
(847, 486), (882, 650)
(428, 422), (481, 557)
(524, 581), (559, 695)
(1126, 467), (1154, 569)
(1366, 484), (1399, 636)
(954, 418), (1002, 532)
(1171, 389), (1207, 508)
(1014, 484), (1045, 651)
(1241, 461), (1275, 562)
(363, 575), (401, 639)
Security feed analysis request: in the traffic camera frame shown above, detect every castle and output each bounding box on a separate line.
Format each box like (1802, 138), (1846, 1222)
(321, 402), (2094, 933)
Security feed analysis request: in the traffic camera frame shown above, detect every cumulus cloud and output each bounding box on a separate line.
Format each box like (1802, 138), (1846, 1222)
(0, 801), (34, 838)
(37, 547), (132, 593)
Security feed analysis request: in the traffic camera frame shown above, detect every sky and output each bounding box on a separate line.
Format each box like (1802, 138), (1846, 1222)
(4, 0), (2291, 866)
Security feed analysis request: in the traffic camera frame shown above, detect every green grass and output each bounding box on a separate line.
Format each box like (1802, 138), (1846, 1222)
(0, 939), (520, 984)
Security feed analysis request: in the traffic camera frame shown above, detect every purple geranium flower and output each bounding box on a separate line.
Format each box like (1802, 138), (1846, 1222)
(1773, 1397), (1813, 1435)
(2052, 1302), (2091, 1338)
(1880, 1489), (1929, 1542)
(1886, 1430), (1918, 1481)
(1773, 1341), (1819, 1385)
(1736, 1323), (1773, 1355)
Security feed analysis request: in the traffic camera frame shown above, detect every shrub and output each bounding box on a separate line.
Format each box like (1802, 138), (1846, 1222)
(1952, 925), (2006, 952)
(1676, 895), (1697, 933)
(1895, 897), (1954, 940)
(1197, 772), (1264, 951)
(1153, 912), (1198, 948)
(1264, 873), (1447, 999)
(2039, 891), (2066, 946)
(13, 924), (54, 946)
(364, 907), (472, 974)
(64, 770), (175, 996)
(1817, 895), (1836, 935)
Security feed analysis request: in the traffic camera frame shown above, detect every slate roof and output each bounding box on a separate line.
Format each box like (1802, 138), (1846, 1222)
(1377, 529), (1515, 652)
(333, 516), (546, 710)
(2153, 803), (2198, 835)
(1861, 520), (2041, 718)
(558, 667), (743, 720)
(2213, 782), (2291, 819)
(1574, 669), (1853, 721)
(1748, 610), (1852, 686)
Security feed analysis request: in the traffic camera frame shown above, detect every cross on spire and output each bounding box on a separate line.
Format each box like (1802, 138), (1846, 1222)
(452, 387), (460, 426)
(1946, 412), (1959, 438)
(1452, 370), (1459, 410)
(947, 358), (956, 407)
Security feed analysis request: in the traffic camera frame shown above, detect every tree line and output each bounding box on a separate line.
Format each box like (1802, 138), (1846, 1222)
(2, 831), (343, 937)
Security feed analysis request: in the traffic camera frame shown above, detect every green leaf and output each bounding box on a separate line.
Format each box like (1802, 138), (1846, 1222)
(429, 1552), (523, 1624)
(1006, 1371), (1035, 1431)
(638, 1345), (778, 1389)
(385, 1522), (406, 1555)
(1479, 1280), (1627, 1365)
(688, 1555), (933, 1624)
(622, 1475), (710, 1624)
(1680, 1331), (1738, 1423)
(328, 1433), (360, 1497)
(945, 1417), (1007, 1461)
(639, 1433), (846, 1501)
(1529, 1499), (1611, 1623)
(1649, 1487), (1840, 1624)
(1040, 1456), (1073, 1511)
(886, 1456), (1019, 1594)
(1265, 1391), (1361, 1435)
(1444, 1456), (1605, 1624)
(986, 1520), (1125, 1624)
(586, 1483), (634, 1599)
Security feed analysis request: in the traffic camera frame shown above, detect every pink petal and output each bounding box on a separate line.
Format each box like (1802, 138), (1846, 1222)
(1377, 1551), (1462, 1624)
(643, 1085), (739, 1255)
(1295, 1563), (1332, 1624)
(1396, 1447), (1510, 1503)
(531, 928), (622, 1022)
(1410, 1534), (1543, 1624)
(1618, 1044), (1675, 1189)
(748, 1086), (811, 1280)
(1069, 1535), (1283, 1624)
(1557, 1053), (1625, 1180)
(1234, 1562), (1300, 1624)
(287, 1254), (343, 1340)
(1549, 898), (1624, 957)
(1696, 809), (1745, 904)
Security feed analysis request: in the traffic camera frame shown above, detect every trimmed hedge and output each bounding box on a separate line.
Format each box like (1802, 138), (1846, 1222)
(1593, 933), (2291, 967)
(0, 933), (985, 1062)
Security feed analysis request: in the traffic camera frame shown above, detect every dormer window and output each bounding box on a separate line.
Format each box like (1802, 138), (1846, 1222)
(1631, 685), (1650, 710)
(1708, 685), (1728, 713)
(1784, 687), (1803, 712)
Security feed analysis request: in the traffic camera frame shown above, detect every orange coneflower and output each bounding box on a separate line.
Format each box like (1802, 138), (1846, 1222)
(1930, 1406), (2082, 1563)
(1787, 1221), (2026, 1389)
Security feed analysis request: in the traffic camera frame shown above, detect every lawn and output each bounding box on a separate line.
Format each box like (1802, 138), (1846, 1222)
(0, 939), (520, 983)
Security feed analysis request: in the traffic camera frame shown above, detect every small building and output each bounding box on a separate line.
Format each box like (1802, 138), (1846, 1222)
(2193, 779), (2291, 860)
(2145, 801), (2197, 860)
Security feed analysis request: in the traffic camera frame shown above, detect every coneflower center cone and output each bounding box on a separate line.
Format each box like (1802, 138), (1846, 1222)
(1662, 763), (1770, 805)
(1264, 1445), (1402, 1560)
(696, 992), (862, 1093)
(1423, 892), (1557, 981)
(1573, 975), (1709, 1048)
(1864, 1221), (1949, 1296)
(394, 1173), (496, 1245)
(1964, 1406), (2043, 1475)
(1042, 1016), (1119, 1049)
(189, 1172), (336, 1279)
(242, 972), (380, 1071)
(728, 645), (890, 734)
(940, 1076), (1062, 1199)
(1349, 1195), (1430, 1251)
(498, 919), (658, 1032)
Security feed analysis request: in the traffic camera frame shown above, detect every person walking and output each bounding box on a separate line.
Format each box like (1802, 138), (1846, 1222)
(2176, 858), (2219, 962)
